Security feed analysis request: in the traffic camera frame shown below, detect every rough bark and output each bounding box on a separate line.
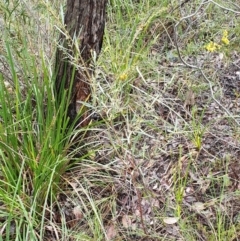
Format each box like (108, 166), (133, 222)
(55, 0), (107, 126)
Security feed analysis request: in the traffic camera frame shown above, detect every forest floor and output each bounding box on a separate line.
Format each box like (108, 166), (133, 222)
(0, 1), (240, 241)
(54, 2), (240, 240)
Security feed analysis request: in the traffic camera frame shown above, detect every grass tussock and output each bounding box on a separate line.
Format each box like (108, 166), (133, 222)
(0, 0), (240, 240)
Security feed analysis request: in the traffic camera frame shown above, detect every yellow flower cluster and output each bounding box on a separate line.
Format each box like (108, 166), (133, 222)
(205, 30), (230, 52)
(221, 30), (229, 45)
(205, 41), (221, 52)
(119, 73), (128, 81)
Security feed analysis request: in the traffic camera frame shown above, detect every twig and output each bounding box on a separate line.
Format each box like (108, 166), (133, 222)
(170, 0), (192, 14)
(129, 157), (147, 235)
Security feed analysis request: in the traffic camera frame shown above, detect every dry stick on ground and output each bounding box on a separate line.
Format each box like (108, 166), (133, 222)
(55, 0), (107, 127)
(173, 0), (240, 126)
(128, 157), (148, 235)
(169, 0), (191, 14)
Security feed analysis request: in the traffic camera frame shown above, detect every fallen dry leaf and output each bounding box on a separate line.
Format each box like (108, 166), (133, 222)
(184, 89), (195, 109)
(73, 206), (83, 220)
(122, 214), (132, 228)
(163, 217), (179, 224)
(192, 202), (205, 212)
(106, 224), (117, 240)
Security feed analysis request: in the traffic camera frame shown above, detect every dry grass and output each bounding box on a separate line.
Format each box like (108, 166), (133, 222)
(0, 0), (240, 240)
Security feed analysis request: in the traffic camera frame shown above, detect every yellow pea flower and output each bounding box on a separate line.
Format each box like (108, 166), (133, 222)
(119, 73), (127, 81)
(223, 30), (228, 37)
(205, 41), (221, 52)
(221, 30), (229, 45)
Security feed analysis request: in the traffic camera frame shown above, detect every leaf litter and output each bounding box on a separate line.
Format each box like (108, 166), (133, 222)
(1, 1), (240, 240)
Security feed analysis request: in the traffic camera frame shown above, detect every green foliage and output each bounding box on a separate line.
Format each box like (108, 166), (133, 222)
(0, 42), (76, 239)
(0, 1), (81, 239)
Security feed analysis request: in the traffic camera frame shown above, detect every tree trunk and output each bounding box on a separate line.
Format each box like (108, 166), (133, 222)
(55, 0), (107, 127)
